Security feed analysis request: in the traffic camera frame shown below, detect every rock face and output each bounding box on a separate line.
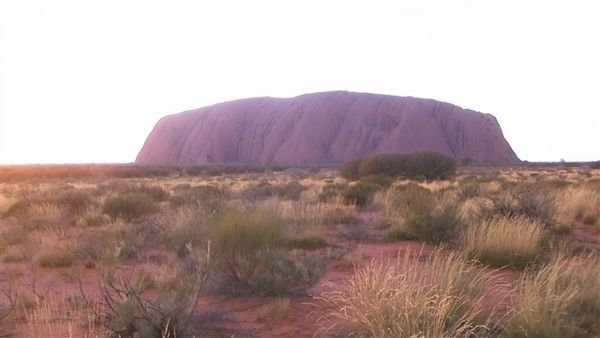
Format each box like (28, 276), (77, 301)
(136, 91), (519, 165)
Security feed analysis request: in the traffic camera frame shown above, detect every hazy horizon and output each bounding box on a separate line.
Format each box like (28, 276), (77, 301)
(1, 0), (599, 165)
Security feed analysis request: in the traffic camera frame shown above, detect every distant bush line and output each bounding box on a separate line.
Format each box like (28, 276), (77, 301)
(0, 164), (288, 183)
(340, 151), (457, 181)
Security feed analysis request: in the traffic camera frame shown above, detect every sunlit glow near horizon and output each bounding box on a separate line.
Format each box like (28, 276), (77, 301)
(1, 0), (599, 164)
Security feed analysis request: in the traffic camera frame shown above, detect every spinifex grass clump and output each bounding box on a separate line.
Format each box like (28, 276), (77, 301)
(508, 253), (600, 337)
(317, 249), (492, 337)
(463, 215), (545, 268)
(214, 208), (285, 265)
(554, 186), (600, 232)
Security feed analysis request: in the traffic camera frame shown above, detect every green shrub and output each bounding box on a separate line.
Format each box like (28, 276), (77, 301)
(340, 151), (456, 181)
(342, 183), (379, 208)
(386, 188), (464, 244)
(339, 158), (362, 181)
(405, 199), (464, 244)
(212, 208), (328, 295)
(583, 214), (597, 225)
(239, 250), (327, 296)
(102, 192), (157, 221)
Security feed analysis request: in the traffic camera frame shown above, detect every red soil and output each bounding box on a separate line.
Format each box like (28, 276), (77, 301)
(4, 219), (597, 337)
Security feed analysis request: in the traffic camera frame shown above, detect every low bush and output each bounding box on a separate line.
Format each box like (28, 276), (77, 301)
(339, 158), (362, 181)
(242, 181), (307, 201)
(77, 222), (141, 262)
(158, 207), (209, 256)
(56, 189), (95, 215)
(478, 187), (555, 226)
(86, 246), (211, 338)
(318, 183), (349, 202)
(462, 216), (545, 268)
(374, 184), (456, 241)
(405, 202), (464, 244)
(212, 208), (328, 295)
(400, 191), (464, 244)
(102, 192), (157, 221)
(125, 184), (170, 202)
(169, 185), (223, 210)
(342, 182), (379, 208)
(239, 249), (327, 296)
(340, 151), (456, 181)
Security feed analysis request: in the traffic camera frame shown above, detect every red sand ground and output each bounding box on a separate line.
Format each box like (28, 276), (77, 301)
(1, 218), (597, 337)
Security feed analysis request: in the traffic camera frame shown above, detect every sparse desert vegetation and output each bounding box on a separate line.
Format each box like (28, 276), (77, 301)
(1, 160), (599, 337)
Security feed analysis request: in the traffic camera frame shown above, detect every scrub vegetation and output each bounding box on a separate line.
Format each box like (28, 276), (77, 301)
(1, 156), (599, 337)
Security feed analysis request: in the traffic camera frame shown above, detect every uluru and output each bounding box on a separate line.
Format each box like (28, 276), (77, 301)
(136, 91), (519, 165)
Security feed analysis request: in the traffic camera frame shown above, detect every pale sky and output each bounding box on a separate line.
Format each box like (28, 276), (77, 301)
(1, 0), (599, 164)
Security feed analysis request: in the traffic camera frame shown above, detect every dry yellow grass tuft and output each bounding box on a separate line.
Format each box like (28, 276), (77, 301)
(0, 194), (18, 215)
(554, 186), (600, 231)
(317, 249), (492, 337)
(463, 215), (545, 268)
(508, 253), (600, 337)
(21, 294), (106, 338)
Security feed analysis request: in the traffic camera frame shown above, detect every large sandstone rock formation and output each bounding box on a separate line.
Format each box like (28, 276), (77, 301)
(136, 91), (519, 165)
